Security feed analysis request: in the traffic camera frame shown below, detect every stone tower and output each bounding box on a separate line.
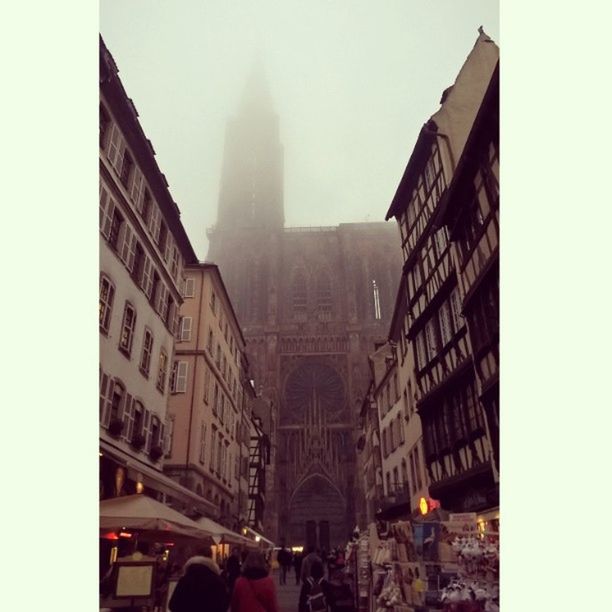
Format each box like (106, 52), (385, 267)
(207, 66), (401, 546)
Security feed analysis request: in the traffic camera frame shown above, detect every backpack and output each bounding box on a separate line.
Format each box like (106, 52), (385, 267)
(306, 577), (327, 612)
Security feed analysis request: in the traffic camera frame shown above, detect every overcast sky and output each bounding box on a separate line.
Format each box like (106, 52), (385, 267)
(100, 1), (499, 260)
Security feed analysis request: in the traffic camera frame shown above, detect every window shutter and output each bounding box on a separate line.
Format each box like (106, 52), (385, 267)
(158, 423), (165, 451)
(172, 307), (180, 337)
(164, 418), (174, 457)
(123, 395), (135, 442)
(149, 206), (161, 242)
(119, 224), (133, 268)
(100, 192), (115, 239)
(100, 374), (111, 427)
(141, 257), (153, 297)
(164, 236), (172, 263)
(143, 410), (152, 453)
(106, 124), (122, 168)
(125, 230), (137, 272)
(129, 169), (145, 210)
(184, 277), (195, 298)
(180, 317), (192, 341)
(176, 362), (188, 392)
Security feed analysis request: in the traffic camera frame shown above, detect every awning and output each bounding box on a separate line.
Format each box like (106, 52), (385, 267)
(100, 439), (216, 516)
(243, 526), (275, 548)
(196, 517), (256, 547)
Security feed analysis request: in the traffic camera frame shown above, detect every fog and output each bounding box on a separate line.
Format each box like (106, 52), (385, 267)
(100, 1), (499, 260)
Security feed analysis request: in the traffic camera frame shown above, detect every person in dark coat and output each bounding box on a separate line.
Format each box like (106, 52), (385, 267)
(293, 551), (303, 585)
(168, 548), (228, 612)
(226, 548), (242, 593)
(277, 546), (293, 585)
(298, 560), (330, 612)
(300, 547), (323, 584)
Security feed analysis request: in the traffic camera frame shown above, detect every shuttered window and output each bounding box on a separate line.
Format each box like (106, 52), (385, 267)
(119, 223), (137, 271)
(139, 329), (153, 376)
(141, 257), (154, 298)
(129, 168), (145, 210)
(99, 373), (112, 427)
(184, 277), (195, 298)
(106, 123), (124, 171)
(172, 361), (188, 393)
(123, 394), (135, 442)
(99, 275), (115, 334)
(199, 423), (207, 464)
(119, 303), (137, 356)
(180, 317), (192, 341)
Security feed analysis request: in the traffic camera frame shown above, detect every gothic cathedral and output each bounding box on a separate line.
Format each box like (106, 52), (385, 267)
(207, 66), (401, 548)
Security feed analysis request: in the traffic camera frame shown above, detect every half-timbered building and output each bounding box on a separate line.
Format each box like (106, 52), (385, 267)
(385, 31), (499, 516)
(437, 64), (499, 476)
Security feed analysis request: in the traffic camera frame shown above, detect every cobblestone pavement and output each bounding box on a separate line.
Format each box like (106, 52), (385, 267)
(273, 569), (301, 612)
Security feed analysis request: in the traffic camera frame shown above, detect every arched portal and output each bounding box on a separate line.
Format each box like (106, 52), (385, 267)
(286, 474), (346, 550)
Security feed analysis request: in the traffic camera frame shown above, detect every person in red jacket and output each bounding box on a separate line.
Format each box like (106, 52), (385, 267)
(231, 551), (280, 612)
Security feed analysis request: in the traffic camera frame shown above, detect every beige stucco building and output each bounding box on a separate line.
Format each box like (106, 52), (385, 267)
(164, 263), (265, 531)
(99, 37), (215, 517)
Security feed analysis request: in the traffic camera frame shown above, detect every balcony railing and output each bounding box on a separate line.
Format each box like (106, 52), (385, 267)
(378, 482), (410, 513)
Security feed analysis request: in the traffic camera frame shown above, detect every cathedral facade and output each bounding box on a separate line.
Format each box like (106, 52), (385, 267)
(207, 68), (401, 548)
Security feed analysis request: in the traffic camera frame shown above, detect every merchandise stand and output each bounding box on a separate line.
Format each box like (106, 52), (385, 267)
(357, 514), (499, 612)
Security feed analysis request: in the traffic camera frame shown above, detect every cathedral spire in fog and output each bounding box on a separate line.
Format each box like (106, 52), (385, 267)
(239, 57), (274, 115)
(214, 60), (284, 233)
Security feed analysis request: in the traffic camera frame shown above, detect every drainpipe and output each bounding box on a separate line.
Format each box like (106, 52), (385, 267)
(185, 269), (205, 486)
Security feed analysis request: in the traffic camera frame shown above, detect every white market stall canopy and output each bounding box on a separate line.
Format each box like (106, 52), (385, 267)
(100, 494), (214, 541)
(195, 517), (257, 547)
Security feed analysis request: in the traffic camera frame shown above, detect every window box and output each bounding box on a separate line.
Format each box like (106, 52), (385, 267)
(131, 433), (146, 450)
(149, 444), (164, 462)
(108, 418), (124, 437)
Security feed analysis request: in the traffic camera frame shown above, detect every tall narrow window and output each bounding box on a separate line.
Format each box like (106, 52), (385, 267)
(109, 382), (124, 423)
(414, 445), (423, 489)
(184, 277), (195, 298)
(99, 275), (115, 334)
(210, 291), (217, 314)
(212, 384), (219, 415)
(108, 208), (124, 251)
(141, 189), (152, 226)
(203, 366), (211, 404)
(156, 350), (168, 393)
(139, 329), (153, 377)
(119, 303), (136, 356)
(401, 458), (409, 488)
(172, 361), (188, 393)
(210, 426), (217, 472)
(207, 329), (213, 353)
(164, 417), (174, 458)
(199, 422), (207, 464)
(158, 222), (169, 261)
(317, 271), (333, 320)
(119, 150), (134, 187)
(180, 317), (192, 341)
(409, 451), (417, 494)
(99, 104), (110, 148)
(292, 269), (307, 320)
(372, 280), (382, 320)
(129, 168), (145, 210)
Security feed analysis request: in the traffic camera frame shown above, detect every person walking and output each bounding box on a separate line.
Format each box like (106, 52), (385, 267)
(226, 548), (242, 593)
(277, 546), (292, 585)
(298, 561), (330, 612)
(168, 547), (228, 612)
(293, 551), (303, 585)
(231, 551), (280, 612)
(300, 547), (323, 584)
